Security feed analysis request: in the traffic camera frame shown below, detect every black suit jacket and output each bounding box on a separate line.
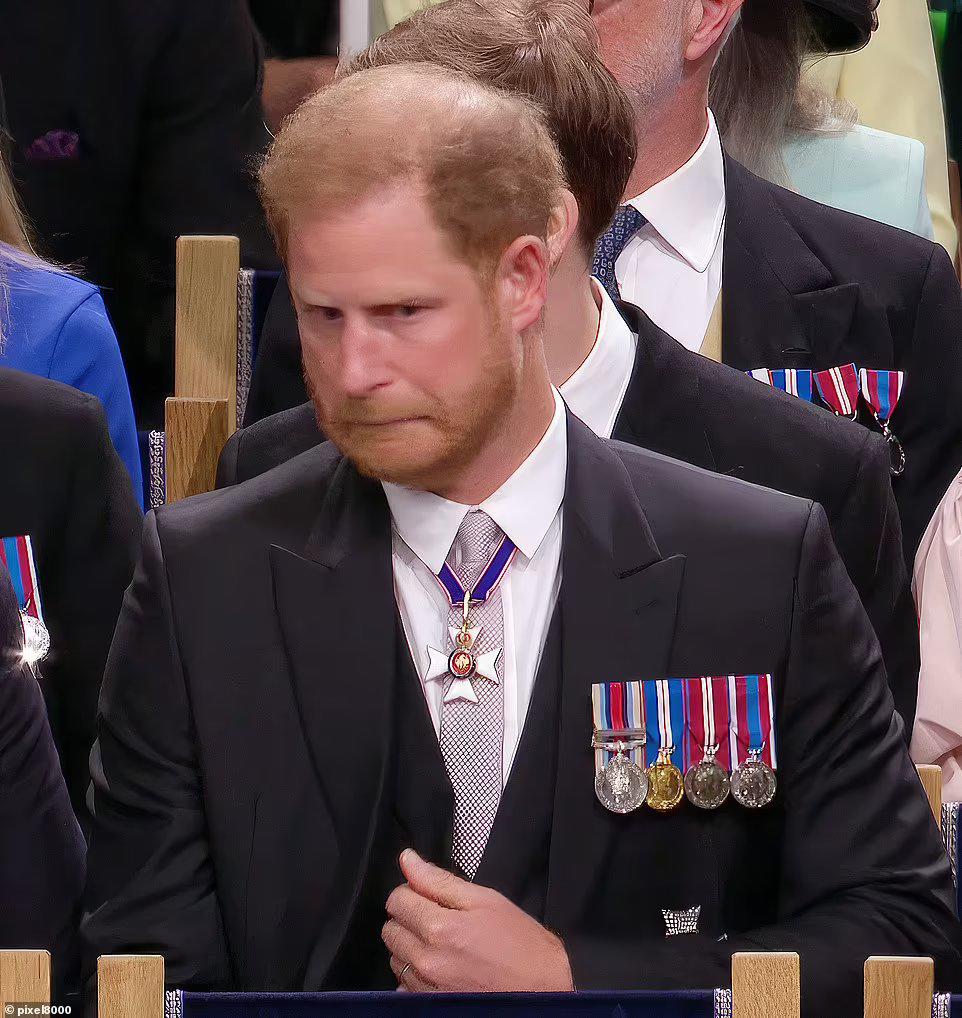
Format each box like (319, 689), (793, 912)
(0, 369), (141, 821)
(84, 415), (960, 1014)
(721, 156), (962, 562)
(0, 561), (86, 998)
(0, 0), (278, 425)
(221, 304), (920, 731)
(244, 155), (962, 561)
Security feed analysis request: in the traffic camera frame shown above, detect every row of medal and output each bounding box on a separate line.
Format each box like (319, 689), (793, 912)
(591, 676), (777, 815)
(748, 364), (906, 476)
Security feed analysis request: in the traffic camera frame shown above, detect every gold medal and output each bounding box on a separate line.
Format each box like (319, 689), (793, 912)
(646, 747), (684, 812)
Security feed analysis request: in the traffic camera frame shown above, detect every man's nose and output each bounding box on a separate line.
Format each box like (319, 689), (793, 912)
(338, 317), (391, 398)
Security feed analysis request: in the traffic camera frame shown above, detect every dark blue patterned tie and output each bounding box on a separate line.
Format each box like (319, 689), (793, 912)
(592, 205), (647, 301)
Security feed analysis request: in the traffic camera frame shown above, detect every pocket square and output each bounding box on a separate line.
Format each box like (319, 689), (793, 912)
(23, 129), (80, 162)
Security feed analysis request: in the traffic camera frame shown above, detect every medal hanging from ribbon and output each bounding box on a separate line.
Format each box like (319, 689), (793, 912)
(424, 532), (516, 704)
(859, 369), (906, 477)
(682, 677), (731, 810)
(0, 535), (49, 666)
(814, 363), (860, 420)
(591, 681), (648, 814)
(728, 674), (778, 809)
(643, 679), (685, 811)
(748, 368), (814, 402)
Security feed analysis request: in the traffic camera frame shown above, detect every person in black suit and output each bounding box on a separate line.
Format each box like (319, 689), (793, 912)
(0, 0), (279, 426)
(221, 0), (919, 731)
(591, 0), (962, 566)
(245, 0), (961, 568)
(83, 64), (962, 1014)
(0, 558), (85, 997)
(0, 368), (141, 821)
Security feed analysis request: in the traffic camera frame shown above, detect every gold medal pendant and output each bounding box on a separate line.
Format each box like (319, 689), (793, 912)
(646, 747), (684, 812)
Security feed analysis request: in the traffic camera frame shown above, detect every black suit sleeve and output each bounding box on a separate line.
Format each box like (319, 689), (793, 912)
(215, 428), (242, 489)
(895, 244), (962, 559)
(831, 428), (919, 732)
(82, 514), (233, 990)
(0, 661), (85, 997)
(566, 504), (961, 1015)
(43, 395), (140, 824)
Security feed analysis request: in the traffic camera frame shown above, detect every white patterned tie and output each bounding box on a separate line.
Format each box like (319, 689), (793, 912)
(439, 510), (506, 879)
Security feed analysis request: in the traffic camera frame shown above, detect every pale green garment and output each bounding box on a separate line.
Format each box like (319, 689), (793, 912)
(378, 0), (438, 35)
(782, 124), (935, 241)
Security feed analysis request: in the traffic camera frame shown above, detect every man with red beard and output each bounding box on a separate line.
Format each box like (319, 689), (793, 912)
(83, 64), (961, 1013)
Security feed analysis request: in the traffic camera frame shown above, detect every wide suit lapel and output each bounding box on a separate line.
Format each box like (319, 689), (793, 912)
(269, 456), (398, 987)
(545, 416), (686, 931)
(721, 155), (858, 371)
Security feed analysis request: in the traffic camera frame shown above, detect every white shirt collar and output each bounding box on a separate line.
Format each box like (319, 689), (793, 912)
(559, 280), (636, 439)
(626, 110), (726, 273)
(382, 388), (567, 574)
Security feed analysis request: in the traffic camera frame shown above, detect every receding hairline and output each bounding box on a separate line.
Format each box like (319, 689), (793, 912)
(260, 61), (567, 271)
(304, 62), (545, 139)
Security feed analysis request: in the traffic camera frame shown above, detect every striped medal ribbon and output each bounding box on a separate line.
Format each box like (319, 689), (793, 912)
(814, 363), (860, 419)
(0, 535), (50, 665)
(859, 369), (906, 476)
(729, 674), (778, 809)
(748, 368), (814, 402)
(644, 679), (685, 811)
(591, 681), (648, 813)
(682, 677), (731, 810)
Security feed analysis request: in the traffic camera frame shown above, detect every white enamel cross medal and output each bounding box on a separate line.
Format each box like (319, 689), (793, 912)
(426, 592), (502, 704)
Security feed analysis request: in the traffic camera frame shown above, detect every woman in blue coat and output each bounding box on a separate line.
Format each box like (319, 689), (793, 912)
(0, 161), (143, 508)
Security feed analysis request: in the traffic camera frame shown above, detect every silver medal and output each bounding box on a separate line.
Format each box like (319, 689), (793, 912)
(684, 749), (730, 811)
(595, 749), (648, 814)
(19, 610), (50, 666)
(731, 749), (777, 809)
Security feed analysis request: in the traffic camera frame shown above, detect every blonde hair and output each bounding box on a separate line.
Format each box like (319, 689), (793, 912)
(343, 0), (635, 253)
(259, 63), (566, 277)
(0, 156), (34, 255)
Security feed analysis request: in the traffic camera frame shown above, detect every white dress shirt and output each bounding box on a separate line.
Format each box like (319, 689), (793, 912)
(615, 111), (726, 354)
(384, 389), (567, 778)
(559, 280), (637, 440)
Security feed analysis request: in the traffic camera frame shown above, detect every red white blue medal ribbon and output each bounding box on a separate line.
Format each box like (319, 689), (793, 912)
(727, 674), (777, 769)
(644, 678), (685, 769)
(748, 368), (814, 402)
(591, 681), (646, 771)
(0, 536), (44, 622)
(435, 533), (517, 608)
(683, 676), (732, 772)
(814, 363), (860, 419)
(859, 369), (904, 424)
(859, 369), (906, 476)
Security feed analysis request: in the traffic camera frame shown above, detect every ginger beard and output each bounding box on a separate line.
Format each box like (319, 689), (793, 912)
(306, 290), (522, 492)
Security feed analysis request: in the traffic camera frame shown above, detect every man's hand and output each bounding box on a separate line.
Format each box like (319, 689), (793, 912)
(383, 849), (575, 992)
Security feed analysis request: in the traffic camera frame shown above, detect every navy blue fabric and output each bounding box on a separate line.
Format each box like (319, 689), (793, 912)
(251, 269), (281, 367)
(179, 991), (716, 1017)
